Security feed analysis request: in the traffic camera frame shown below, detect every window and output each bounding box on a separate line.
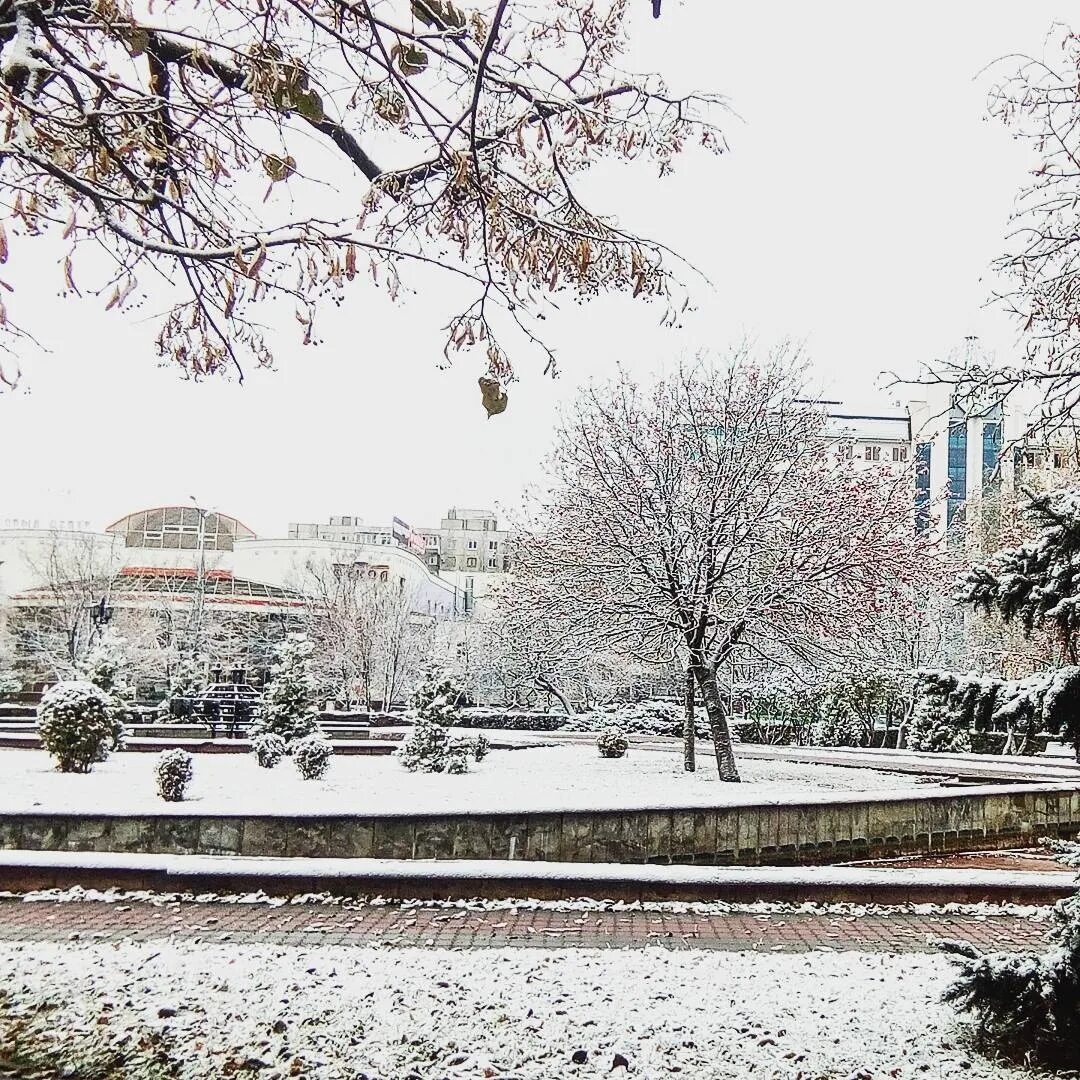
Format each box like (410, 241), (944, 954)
(466, 557), (477, 568)
(1023, 451), (1038, 468)
(864, 445), (881, 462)
(947, 419), (968, 532)
(1055, 451), (1067, 469)
(892, 446), (909, 463)
(467, 540), (478, 549)
(837, 442), (853, 461)
(488, 540), (497, 550)
(487, 558), (497, 568)
(983, 422), (1003, 489)
(914, 443), (931, 536)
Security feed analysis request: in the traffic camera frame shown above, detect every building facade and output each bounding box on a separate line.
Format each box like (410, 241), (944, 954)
(288, 507), (510, 614)
(823, 381), (1073, 545)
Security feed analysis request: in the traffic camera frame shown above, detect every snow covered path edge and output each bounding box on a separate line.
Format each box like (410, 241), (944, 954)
(1, 849), (1075, 905)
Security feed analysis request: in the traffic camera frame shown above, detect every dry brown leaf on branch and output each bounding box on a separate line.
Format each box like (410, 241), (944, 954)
(479, 375), (508, 418)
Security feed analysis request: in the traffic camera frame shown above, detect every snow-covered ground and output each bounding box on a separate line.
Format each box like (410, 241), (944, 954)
(0, 940), (1036, 1079)
(0, 745), (934, 816)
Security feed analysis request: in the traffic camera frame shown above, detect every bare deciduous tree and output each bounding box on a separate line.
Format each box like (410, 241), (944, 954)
(9, 531), (122, 676)
(512, 350), (935, 781)
(0, 0), (724, 390)
(918, 31), (1080, 439)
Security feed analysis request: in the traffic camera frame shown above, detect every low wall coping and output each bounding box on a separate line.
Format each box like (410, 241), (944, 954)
(1, 780), (1077, 821)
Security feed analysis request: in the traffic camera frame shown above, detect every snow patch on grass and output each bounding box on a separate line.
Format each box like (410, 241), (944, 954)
(0, 940), (1039, 1079)
(0, 744), (933, 816)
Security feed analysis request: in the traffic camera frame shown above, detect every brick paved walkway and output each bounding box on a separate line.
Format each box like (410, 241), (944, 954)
(0, 899), (1052, 952)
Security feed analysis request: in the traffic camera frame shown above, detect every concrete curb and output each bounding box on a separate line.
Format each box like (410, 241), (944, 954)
(0, 850), (1074, 904)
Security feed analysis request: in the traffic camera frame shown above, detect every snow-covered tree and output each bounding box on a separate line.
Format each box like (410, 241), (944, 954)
(958, 489), (1080, 665)
(249, 633), (320, 744)
(410, 668), (465, 725)
(918, 29), (1080, 444)
(908, 667), (1080, 755)
(9, 531), (121, 677)
(0, 0), (724, 393)
(908, 671), (982, 753)
(941, 891), (1080, 1068)
(397, 667), (481, 773)
(77, 631), (135, 705)
(511, 350), (938, 781)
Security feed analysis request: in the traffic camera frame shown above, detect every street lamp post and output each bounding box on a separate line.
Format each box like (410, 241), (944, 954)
(86, 595), (113, 645)
(189, 497), (211, 653)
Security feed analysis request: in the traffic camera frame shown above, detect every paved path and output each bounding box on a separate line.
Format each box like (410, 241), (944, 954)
(0, 898), (1052, 953)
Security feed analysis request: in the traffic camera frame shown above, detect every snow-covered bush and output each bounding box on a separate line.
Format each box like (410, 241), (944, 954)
(597, 727), (628, 758)
(0, 671), (21, 699)
(397, 719), (473, 774)
(397, 667), (479, 774)
(809, 711), (864, 748)
(251, 732), (287, 769)
(154, 748), (193, 801)
(37, 681), (125, 773)
(473, 734), (490, 762)
(909, 667), (1080, 755)
(941, 892), (1080, 1068)
(291, 733), (333, 780)
(249, 634), (320, 744)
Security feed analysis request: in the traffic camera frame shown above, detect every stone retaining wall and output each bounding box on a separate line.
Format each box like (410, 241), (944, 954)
(2, 785), (1079, 866)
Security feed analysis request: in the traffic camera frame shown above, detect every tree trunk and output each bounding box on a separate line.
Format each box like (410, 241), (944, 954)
(691, 660), (740, 782)
(536, 675), (574, 715)
(683, 664), (696, 772)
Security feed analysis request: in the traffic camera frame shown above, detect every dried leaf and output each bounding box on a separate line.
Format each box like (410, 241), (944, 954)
(294, 89), (324, 123)
(478, 375), (507, 418)
(391, 43), (429, 77)
(63, 255), (79, 295)
(125, 25), (149, 57)
(262, 153), (296, 181)
(412, 0), (466, 29)
(0, 223), (8, 263)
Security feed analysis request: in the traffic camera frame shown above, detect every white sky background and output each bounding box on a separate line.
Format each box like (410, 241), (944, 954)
(0, 1), (1070, 535)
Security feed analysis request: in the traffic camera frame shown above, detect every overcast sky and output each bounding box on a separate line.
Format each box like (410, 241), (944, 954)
(0, 1), (1069, 536)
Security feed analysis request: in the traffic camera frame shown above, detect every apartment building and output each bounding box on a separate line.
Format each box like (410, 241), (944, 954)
(289, 508), (511, 614)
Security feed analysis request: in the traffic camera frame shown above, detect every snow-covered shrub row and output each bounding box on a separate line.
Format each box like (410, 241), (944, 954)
(451, 709), (568, 732)
(36, 681), (125, 773)
(251, 733), (287, 769)
(154, 749), (193, 801)
(291, 733), (333, 780)
(910, 668), (1079, 755)
(0, 671), (21, 699)
(596, 728), (628, 758)
(452, 700), (707, 738)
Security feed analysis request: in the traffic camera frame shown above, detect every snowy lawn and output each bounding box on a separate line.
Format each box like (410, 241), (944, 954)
(0, 744), (934, 816)
(0, 940), (1037, 1079)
